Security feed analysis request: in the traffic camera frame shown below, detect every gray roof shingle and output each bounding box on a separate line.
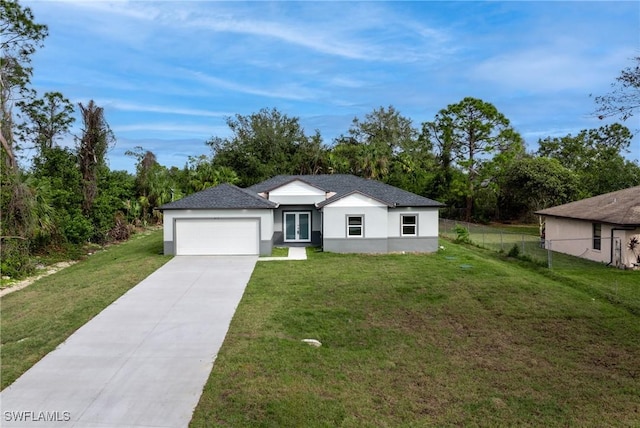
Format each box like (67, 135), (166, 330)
(160, 175), (445, 211)
(535, 186), (640, 226)
(249, 174), (445, 208)
(159, 183), (278, 210)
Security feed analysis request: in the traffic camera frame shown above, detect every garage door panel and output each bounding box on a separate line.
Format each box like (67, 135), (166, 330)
(175, 218), (259, 255)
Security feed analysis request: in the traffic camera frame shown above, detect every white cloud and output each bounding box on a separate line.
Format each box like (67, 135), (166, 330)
(326, 76), (368, 89)
(52, 1), (450, 63)
(472, 46), (635, 94)
(112, 122), (227, 138)
(110, 101), (231, 118)
(185, 69), (322, 101)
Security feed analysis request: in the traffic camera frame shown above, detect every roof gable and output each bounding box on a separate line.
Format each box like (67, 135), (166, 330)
(318, 190), (392, 208)
(535, 186), (640, 226)
(159, 183), (277, 210)
(269, 179), (327, 196)
(257, 177), (329, 194)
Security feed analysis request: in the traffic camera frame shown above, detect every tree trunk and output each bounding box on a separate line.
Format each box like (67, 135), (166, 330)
(0, 132), (16, 170)
(465, 194), (473, 222)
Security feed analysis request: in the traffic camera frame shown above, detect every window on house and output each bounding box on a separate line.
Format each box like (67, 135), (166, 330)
(347, 216), (363, 237)
(401, 214), (417, 236)
(593, 223), (601, 250)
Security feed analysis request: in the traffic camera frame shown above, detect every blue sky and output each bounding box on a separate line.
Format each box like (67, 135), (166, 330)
(23, 0), (640, 173)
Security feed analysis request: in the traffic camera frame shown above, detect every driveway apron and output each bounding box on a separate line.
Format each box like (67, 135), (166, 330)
(0, 255), (257, 428)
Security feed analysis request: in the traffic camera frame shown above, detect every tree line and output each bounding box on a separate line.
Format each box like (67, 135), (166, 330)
(207, 103), (639, 223)
(2, 0), (639, 278)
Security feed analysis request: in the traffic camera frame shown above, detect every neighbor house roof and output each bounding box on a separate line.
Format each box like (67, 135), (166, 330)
(159, 183), (278, 210)
(535, 186), (640, 226)
(248, 174), (445, 208)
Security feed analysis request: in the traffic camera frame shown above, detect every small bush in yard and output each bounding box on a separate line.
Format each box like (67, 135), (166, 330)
(453, 224), (471, 244)
(0, 239), (34, 279)
(508, 243), (520, 258)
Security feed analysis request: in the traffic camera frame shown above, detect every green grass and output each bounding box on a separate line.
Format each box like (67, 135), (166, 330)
(0, 229), (171, 389)
(489, 223), (540, 236)
(191, 243), (640, 427)
(439, 221), (624, 271)
(2, 232), (638, 425)
(270, 247), (289, 257)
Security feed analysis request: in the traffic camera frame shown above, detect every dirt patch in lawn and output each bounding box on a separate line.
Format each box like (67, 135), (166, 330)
(0, 261), (77, 297)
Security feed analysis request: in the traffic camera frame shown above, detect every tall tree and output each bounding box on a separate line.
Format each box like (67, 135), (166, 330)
(537, 123), (640, 196)
(125, 147), (175, 223)
(209, 107), (323, 186)
(181, 154), (238, 194)
(420, 118), (455, 203)
(593, 56), (640, 122)
(0, 0), (48, 169)
(31, 146), (91, 244)
(330, 137), (391, 180)
(16, 91), (74, 153)
(77, 100), (114, 215)
(330, 106), (419, 181)
(0, 0), (48, 278)
(422, 97), (523, 221)
(346, 105), (417, 153)
(499, 156), (581, 221)
(131, 148), (157, 222)
(292, 131), (328, 175)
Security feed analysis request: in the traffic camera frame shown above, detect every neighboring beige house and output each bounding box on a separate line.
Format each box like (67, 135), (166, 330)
(535, 186), (640, 268)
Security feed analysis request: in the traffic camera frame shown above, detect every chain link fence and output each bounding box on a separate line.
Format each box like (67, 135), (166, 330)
(439, 219), (625, 270)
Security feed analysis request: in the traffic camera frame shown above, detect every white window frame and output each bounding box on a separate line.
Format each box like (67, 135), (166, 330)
(401, 214), (418, 237)
(346, 215), (364, 238)
(593, 223), (601, 251)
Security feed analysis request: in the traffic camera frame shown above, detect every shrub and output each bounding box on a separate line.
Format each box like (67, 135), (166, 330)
(63, 212), (94, 244)
(107, 212), (132, 242)
(0, 238), (34, 279)
(507, 244), (520, 258)
(453, 224), (471, 244)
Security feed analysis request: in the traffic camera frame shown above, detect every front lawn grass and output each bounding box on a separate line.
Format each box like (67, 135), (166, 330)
(0, 229), (170, 390)
(270, 246), (289, 257)
(191, 242), (640, 427)
(489, 222), (540, 236)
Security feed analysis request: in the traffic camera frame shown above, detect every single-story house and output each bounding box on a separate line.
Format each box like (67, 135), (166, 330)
(535, 186), (640, 268)
(159, 174), (445, 256)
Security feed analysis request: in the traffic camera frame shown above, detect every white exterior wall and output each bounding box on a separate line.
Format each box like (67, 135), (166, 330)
(387, 208), (439, 237)
(623, 230), (640, 267)
(163, 209), (273, 242)
(322, 194), (388, 239)
(544, 217), (639, 265)
(268, 180), (327, 205)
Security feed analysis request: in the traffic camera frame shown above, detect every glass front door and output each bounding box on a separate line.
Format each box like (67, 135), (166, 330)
(284, 212), (311, 242)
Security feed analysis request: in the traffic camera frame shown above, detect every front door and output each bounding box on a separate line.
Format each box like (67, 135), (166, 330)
(284, 212), (311, 242)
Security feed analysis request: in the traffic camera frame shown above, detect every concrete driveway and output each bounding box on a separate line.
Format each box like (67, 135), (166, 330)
(0, 255), (257, 428)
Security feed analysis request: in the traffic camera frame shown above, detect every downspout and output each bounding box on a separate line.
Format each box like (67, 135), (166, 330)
(608, 226), (636, 266)
(315, 202), (323, 252)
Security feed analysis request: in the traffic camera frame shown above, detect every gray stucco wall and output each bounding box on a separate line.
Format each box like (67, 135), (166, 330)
(259, 240), (272, 256)
(163, 239), (271, 256)
(323, 238), (388, 254)
(272, 230), (322, 246)
(323, 236), (439, 254)
(388, 237), (439, 253)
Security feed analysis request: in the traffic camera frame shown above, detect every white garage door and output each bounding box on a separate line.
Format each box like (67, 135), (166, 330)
(175, 218), (259, 255)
